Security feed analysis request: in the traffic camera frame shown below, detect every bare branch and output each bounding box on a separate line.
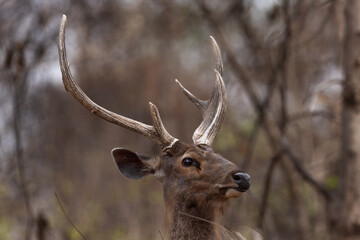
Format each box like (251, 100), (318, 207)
(257, 151), (283, 228)
(54, 193), (87, 240)
(11, 51), (33, 240)
(288, 110), (334, 123)
(283, 147), (331, 200)
(158, 230), (164, 240)
(241, 119), (261, 170)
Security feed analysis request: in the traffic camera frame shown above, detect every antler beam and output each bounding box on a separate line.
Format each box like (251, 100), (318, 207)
(58, 15), (177, 150)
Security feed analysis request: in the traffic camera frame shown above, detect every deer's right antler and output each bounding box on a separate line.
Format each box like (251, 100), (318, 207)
(58, 15), (178, 150)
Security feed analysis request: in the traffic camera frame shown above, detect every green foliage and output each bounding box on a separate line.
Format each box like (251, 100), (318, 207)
(0, 183), (12, 240)
(214, 125), (238, 151)
(302, 184), (320, 218)
(215, 118), (257, 151)
(69, 228), (82, 240)
(61, 179), (75, 196)
(149, 189), (163, 205)
(111, 229), (126, 240)
(325, 175), (339, 190)
(0, 218), (11, 240)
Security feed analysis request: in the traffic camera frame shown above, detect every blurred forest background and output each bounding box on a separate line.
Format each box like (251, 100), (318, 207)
(1, 0), (360, 239)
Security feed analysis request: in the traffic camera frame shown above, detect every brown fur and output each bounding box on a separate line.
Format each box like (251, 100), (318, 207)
(113, 141), (248, 239)
(158, 142), (244, 239)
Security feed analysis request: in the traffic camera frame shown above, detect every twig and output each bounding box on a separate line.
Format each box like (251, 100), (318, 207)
(179, 211), (221, 227)
(241, 119), (261, 170)
(292, 0), (335, 48)
(12, 66), (33, 240)
(54, 193), (87, 240)
(283, 147), (331, 200)
(240, 225), (270, 240)
(316, 0), (335, 8)
(179, 212), (239, 239)
(257, 150), (283, 228)
(288, 110), (334, 123)
(158, 230), (164, 240)
(181, 211), (269, 240)
(278, 0), (292, 136)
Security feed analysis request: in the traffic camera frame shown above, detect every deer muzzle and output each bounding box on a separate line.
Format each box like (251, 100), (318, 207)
(232, 172), (251, 192)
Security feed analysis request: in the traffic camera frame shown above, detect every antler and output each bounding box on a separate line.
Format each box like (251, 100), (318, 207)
(175, 36), (226, 146)
(58, 15), (178, 150)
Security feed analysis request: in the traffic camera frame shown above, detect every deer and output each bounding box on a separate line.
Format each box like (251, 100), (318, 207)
(58, 15), (250, 240)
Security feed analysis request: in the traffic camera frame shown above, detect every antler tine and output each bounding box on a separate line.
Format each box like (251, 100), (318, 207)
(175, 79), (207, 111)
(175, 37), (226, 146)
(149, 103), (179, 150)
(58, 15), (177, 149)
(210, 36), (223, 76)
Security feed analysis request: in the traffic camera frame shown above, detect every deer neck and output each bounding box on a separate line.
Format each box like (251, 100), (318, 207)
(165, 196), (224, 240)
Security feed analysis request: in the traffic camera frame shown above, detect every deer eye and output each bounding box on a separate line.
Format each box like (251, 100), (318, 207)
(182, 158), (200, 169)
(182, 158), (193, 167)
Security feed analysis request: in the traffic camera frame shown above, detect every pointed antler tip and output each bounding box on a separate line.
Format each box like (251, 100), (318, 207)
(175, 79), (181, 84)
(210, 36), (219, 45)
(149, 102), (160, 112)
(59, 15), (67, 37)
(209, 37), (223, 76)
(174, 79), (184, 88)
(213, 69), (225, 89)
(210, 36), (218, 47)
(61, 14), (67, 23)
(149, 102), (159, 117)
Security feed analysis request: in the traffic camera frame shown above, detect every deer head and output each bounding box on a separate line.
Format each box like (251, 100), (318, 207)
(58, 15), (250, 240)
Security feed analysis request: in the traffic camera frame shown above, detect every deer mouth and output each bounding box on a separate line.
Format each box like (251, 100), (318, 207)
(236, 182), (250, 192)
(216, 183), (249, 198)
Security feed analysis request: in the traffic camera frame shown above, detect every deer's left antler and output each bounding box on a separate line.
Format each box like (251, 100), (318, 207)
(175, 37), (226, 146)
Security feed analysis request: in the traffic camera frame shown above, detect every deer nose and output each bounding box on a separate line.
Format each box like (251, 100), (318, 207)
(232, 172), (250, 192)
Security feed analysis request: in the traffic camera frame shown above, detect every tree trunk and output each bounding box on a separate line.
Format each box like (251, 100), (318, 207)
(335, 0), (360, 239)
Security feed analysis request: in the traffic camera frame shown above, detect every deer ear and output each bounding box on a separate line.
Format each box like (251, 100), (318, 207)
(111, 148), (155, 180)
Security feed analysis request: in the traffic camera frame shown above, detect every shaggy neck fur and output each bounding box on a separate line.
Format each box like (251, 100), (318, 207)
(166, 196), (224, 240)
